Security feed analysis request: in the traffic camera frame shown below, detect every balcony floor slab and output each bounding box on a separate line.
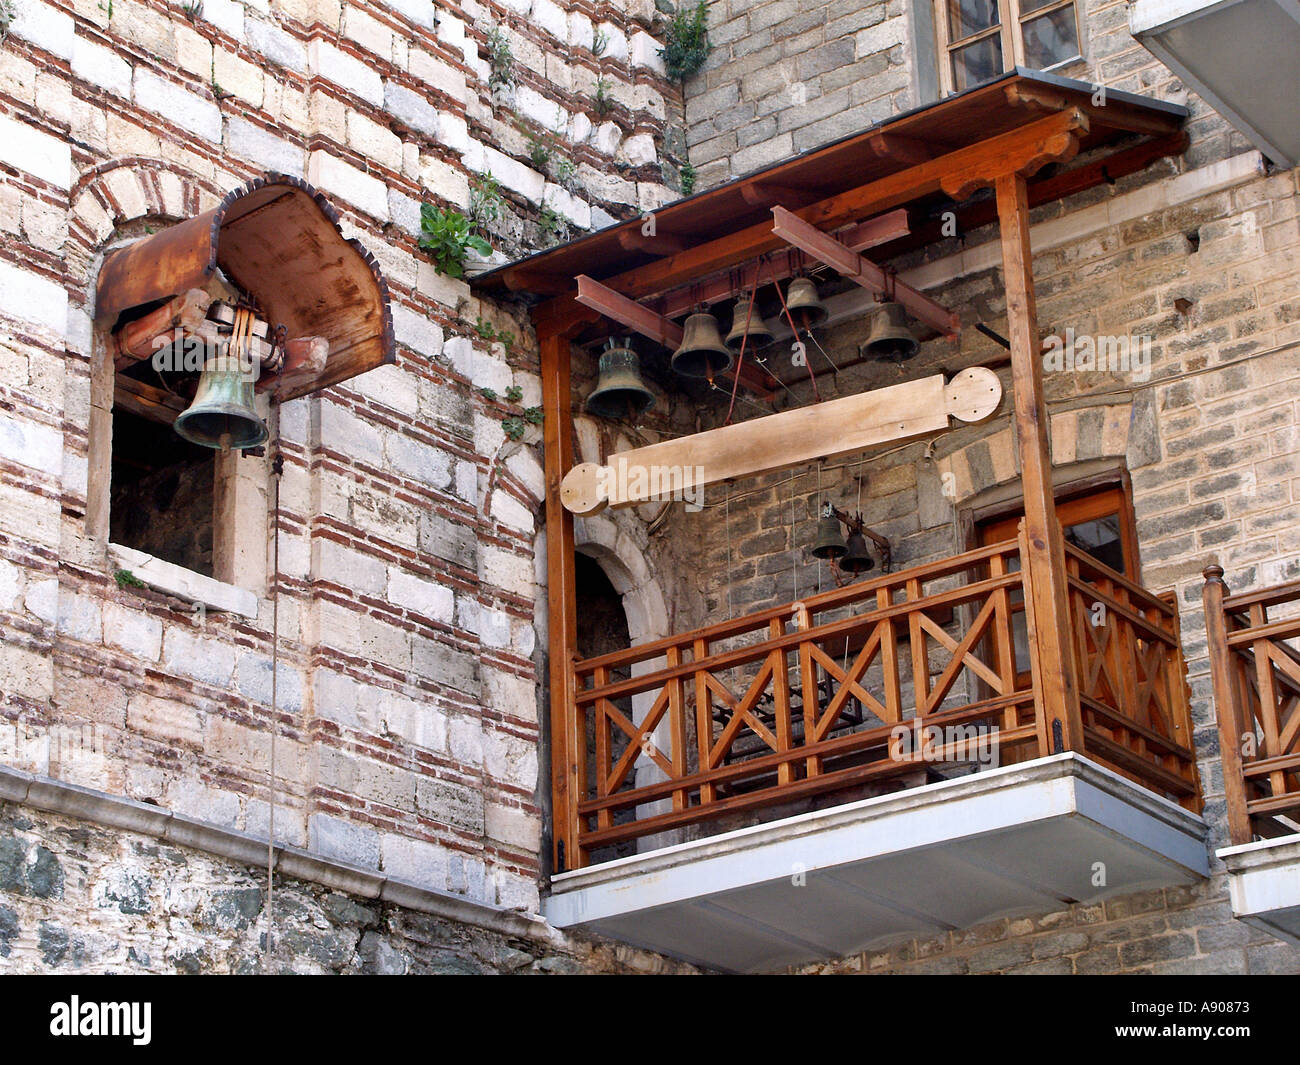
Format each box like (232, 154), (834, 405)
(1218, 834), (1300, 946)
(544, 753), (1208, 972)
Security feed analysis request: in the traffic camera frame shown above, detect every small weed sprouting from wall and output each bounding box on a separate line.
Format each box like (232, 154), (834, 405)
(659, 2), (711, 82)
(486, 25), (516, 94)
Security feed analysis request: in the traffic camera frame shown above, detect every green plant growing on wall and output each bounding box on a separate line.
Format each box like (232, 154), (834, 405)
(0, 0), (17, 41)
(527, 131), (552, 171)
(659, 2), (711, 81)
(502, 416), (527, 441)
(592, 28), (609, 57)
(522, 406), (544, 426)
(679, 160), (697, 196)
(114, 569), (147, 590)
(594, 77), (613, 116)
(419, 204), (492, 279)
(505, 385), (523, 403)
(486, 26), (516, 93)
(497, 330), (515, 355)
(538, 206), (565, 247)
(470, 171), (505, 231)
(474, 316), (497, 342)
(479, 387), (498, 402)
(553, 154), (577, 190)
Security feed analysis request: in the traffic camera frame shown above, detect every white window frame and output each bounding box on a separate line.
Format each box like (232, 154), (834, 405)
(934, 0), (1084, 96)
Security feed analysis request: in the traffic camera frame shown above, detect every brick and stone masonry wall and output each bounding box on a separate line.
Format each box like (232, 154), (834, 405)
(0, 0), (693, 971)
(0, 801), (697, 973)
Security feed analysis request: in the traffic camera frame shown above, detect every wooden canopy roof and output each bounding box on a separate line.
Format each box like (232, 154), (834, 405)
(470, 69), (1186, 330)
(96, 174), (395, 401)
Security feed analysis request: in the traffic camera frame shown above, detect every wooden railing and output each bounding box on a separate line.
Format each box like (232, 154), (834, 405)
(559, 528), (1200, 868)
(1204, 566), (1300, 844)
(1065, 544), (1200, 807)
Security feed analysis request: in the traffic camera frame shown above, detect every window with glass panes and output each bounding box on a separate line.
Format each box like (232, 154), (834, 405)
(934, 0), (1083, 95)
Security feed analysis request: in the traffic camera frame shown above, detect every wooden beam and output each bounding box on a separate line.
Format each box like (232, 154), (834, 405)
(533, 109), (1088, 322)
(560, 367), (1002, 515)
(867, 132), (936, 165)
(655, 210), (911, 320)
(1003, 81), (1184, 138)
(886, 132), (1190, 257)
(502, 267), (572, 295)
(740, 181), (823, 208)
(112, 289), (214, 367)
(617, 229), (694, 255)
(576, 274), (683, 348)
(995, 170), (1082, 755)
(770, 206), (961, 336)
(539, 323), (584, 871)
(114, 374), (187, 426)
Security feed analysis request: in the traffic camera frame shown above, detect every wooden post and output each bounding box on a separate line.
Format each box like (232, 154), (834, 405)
(539, 325), (583, 871)
(995, 171), (1083, 755)
(1203, 565), (1252, 844)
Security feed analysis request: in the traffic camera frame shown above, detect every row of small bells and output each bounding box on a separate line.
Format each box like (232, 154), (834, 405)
(585, 278), (922, 420)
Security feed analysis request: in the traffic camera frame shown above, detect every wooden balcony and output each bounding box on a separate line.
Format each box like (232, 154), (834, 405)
(559, 527), (1200, 869)
(1204, 568), (1300, 944)
(543, 528), (1207, 970)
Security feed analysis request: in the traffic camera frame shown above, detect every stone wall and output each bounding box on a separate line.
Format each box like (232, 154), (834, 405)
(796, 879), (1300, 975)
(0, 799), (696, 973)
(0, 0), (687, 961)
(685, 0), (1259, 188)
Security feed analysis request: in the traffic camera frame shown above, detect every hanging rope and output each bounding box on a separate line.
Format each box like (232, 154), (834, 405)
(725, 484), (734, 622)
(263, 408), (283, 972)
(724, 257), (769, 426)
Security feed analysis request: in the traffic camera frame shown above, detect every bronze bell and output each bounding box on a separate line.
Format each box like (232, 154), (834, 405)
(840, 530), (876, 573)
(585, 338), (654, 421)
(811, 506), (846, 560)
(786, 277), (828, 330)
(174, 353), (268, 451)
(864, 301), (920, 361)
(725, 296), (775, 352)
(671, 311), (734, 379)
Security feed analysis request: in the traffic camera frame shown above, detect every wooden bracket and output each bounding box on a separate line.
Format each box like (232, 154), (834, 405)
(939, 107), (1089, 201)
(770, 206), (961, 336)
(560, 367), (1002, 515)
(112, 289), (215, 369)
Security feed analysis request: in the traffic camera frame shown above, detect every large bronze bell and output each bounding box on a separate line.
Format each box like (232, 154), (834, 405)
(811, 507), (847, 559)
(585, 338), (654, 421)
(840, 530), (876, 573)
(864, 301), (920, 361)
(725, 296), (775, 352)
(786, 277), (828, 330)
(174, 353), (268, 451)
(671, 311), (734, 379)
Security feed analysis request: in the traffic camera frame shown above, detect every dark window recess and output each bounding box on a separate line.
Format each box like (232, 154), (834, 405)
(110, 405), (215, 577)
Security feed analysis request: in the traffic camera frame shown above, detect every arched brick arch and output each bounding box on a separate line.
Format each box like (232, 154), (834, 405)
(65, 159), (225, 295)
(936, 401), (1154, 506)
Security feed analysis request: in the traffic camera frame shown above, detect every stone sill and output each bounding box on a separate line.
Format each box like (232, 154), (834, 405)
(108, 543), (258, 620)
